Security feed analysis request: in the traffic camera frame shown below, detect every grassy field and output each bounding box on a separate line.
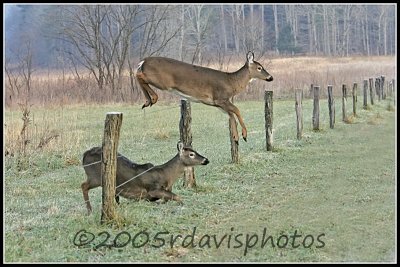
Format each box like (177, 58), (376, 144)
(4, 96), (396, 262)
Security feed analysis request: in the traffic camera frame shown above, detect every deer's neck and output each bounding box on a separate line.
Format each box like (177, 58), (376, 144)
(228, 65), (251, 94)
(160, 154), (184, 187)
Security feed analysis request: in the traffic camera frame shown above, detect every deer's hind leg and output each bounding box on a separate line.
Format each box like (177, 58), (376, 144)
(81, 181), (93, 215)
(136, 74), (159, 109)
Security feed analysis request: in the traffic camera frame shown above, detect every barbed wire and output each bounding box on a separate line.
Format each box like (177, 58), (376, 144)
(137, 104), (181, 116)
(4, 103), (188, 216)
(81, 152), (156, 190)
(4, 100), (308, 216)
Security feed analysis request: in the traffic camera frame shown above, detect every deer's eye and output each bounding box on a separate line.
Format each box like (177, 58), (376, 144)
(189, 152), (195, 158)
(257, 66), (262, 71)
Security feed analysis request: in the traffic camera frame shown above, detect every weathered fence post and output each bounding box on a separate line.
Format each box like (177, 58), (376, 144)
(295, 89), (303, 139)
(312, 86), (320, 130)
(363, 80), (368, 109)
(369, 78), (374, 105)
(387, 81), (392, 97)
(342, 84), (347, 122)
(392, 79), (396, 106)
(101, 112), (123, 225)
(352, 82), (357, 116)
(265, 90), (273, 151)
(309, 83), (314, 98)
(376, 77), (381, 101)
(381, 75), (386, 100)
(327, 85), (335, 129)
(180, 99), (196, 187)
(229, 116), (239, 163)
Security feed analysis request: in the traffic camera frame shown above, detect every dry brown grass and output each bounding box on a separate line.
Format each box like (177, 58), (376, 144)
(4, 103), (85, 171)
(264, 55), (396, 98)
(343, 115), (356, 124)
(4, 55), (396, 109)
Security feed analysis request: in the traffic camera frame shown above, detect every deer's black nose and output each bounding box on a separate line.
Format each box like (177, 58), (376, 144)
(202, 158), (209, 165)
(266, 76), (273, 82)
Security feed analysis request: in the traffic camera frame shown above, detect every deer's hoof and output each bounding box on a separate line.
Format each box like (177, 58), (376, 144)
(242, 131), (247, 142)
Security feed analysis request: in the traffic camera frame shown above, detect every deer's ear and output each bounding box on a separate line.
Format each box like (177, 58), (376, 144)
(247, 51), (254, 64)
(177, 141), (184, 152)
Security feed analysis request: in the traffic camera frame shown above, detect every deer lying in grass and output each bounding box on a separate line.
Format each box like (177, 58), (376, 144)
(81, 142), (209, 214)
(81, 146), (154, 214)
(135, 51), (273, 143)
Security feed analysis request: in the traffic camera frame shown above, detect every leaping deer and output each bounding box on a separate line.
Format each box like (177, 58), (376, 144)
(135, 51), (273, 142)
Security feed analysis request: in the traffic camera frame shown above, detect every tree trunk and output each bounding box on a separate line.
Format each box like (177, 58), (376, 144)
(274, 5), (279, 54)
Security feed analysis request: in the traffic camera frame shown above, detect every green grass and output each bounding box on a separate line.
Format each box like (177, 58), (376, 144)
(4, 97), (396, 262)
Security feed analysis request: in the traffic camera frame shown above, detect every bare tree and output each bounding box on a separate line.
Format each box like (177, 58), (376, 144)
(229, 5), (243, 54)
(186, 5), (214, 64)
(5, 58), (23, 107)
(9, 40), (35, 106)
(261, 5), (265, 51)
(101, 6), (139, 98)
(273, 5), (279, 54)
(322, 5), (330, 55)
(220, 5), (228, 55)
(136, 5), (181, 58)
(180, 5), (186, 61)
(60, 6), (107, 96)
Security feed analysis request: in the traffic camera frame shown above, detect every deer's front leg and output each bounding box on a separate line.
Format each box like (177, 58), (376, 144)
(148, 189), (182, 203)
(215, 100), (247, 142)
(228, 113), (239, 143)
(119, 187), (149, 200)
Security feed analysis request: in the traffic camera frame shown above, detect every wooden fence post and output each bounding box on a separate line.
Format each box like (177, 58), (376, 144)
(393, 79), (396, 106)
(312, 86), (320, 130)
(295, 89), (303, 139)
(381, 75), (386, 100)
(101, 112), (123, 225)
(352, 82), (357, 116)
(376, 77), (381, 101)
(363, 80), (368, 109)
(265, 90), (273, 151)
(229, 116), (239, 163)
(369, 78), (374, 105)
(342, 84), (347, 122)
(327, 85), (335, 129)
(180, 99), (196, 187)
(309, 83), (314, 98)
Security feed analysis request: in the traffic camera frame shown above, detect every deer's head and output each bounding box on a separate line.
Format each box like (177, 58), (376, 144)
(177, 142), (209, 166)
(247, 51), (273, 82)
